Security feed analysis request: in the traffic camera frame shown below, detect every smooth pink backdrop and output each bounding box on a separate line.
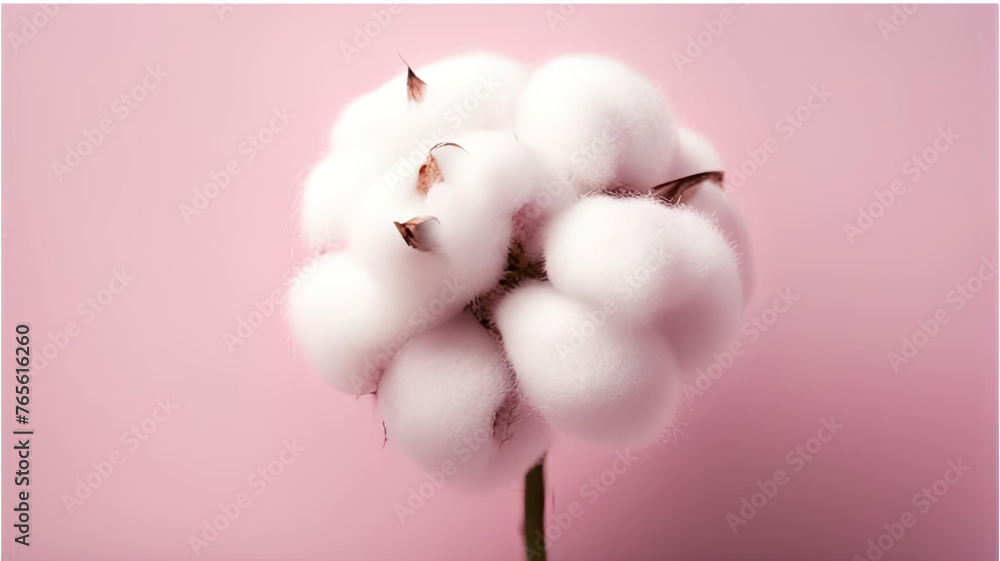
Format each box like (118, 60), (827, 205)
(2, 4), (997, 560)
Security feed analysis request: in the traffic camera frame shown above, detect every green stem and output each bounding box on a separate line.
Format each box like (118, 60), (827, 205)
(524, 457), (546, 561)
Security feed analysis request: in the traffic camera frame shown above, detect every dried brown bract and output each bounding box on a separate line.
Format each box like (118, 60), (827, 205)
(399, 54), (427, 103)
(416, 142), (466, 195)
(650, 171), (725, 204)
(393, 216), (440, 252)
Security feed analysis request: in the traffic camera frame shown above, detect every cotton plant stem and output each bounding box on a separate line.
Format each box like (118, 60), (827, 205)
(524, 457), (546, 561)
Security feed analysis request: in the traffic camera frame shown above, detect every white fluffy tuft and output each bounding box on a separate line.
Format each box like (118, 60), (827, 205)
(495, 282), (678, 447)
(346, 131), (543, 328)
(670, 127), (723, 178)
(299, 151), (378, 250)
(285, 252), (411, 395)
(680, 182), (754, 302)
(651, 263), (743, 370)
(332, 53), (525, 177)
(544, 196), (741, 325)
(516, 55), (678, 197)
(377, 312), (550, 488)
(671, 128), (753, 300)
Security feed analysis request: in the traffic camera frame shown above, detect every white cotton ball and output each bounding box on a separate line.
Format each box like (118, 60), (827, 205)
(671, 128), (753, 300)
(342, 167), (470, 329)
(331, 52), (526, 178)
(298, 151), (379, 251)
(412, 53), (525, 137)
(345, 131), (544, 329)
(329, 76), (405, 157)
(495, 282), (679, 448)
(516, 55), (678, 197)
(425, 132), (544, 270)
(343, 165), (424, 274)
(651, 265), (742, 371)
(285, 251), (413, 395)
(476, 396), (552, 488)
(670, 127), (723, 178)
(680, 182), (754, 301)
(427, 131), (553, 267)
(544, 196), (741, 326)
(429, 131), (542, 215)
(377, 312), (549, 488)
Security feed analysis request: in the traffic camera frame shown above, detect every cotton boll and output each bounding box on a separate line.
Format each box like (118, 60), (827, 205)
(346, 132), (544, 330)
(652, 262), (743, 370)
(425, 132), (545, 271)
(413, 53), (525, 136)
(670, 128), (753, 299)
(330, 77), (405, 158)
(670, 127), (723, 178)
(543, 196), (743, 369)
(285, 251), (413, 395)
(427, 131), (558, 265)
(377, 312), (547, 487)
(476, 395), (552, 488)
(516, 55), (678, 197)
(429, 131), (542, 215)
(544, 196), (739, 326)
(344, 177), (477, 334)
(679, 181), (754, 300)
(495, 282), (678, 448)
(332, 52), (526, 177)
(344, 166), (424, 274)
(298, 151), (379, 250)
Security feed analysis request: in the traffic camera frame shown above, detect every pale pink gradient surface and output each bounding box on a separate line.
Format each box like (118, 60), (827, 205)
(2, 4), (997, 561)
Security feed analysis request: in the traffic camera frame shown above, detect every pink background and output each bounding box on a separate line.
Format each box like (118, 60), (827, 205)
(2, 4), (997, 560)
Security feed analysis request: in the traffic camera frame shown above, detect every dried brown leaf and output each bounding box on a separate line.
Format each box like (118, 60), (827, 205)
(415, 142), (466, 195)
(650, 171), (725, 204)
(399, 54), (427, 104)
(416, 155), (442, 194)
(393, 216), (440, 252)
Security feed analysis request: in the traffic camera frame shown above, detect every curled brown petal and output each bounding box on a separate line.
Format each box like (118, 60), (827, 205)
(651, 171), (725, 204)
(416, 142), (467, 195)
(399, 53), (427, 104)
(393, 216), (440, 252)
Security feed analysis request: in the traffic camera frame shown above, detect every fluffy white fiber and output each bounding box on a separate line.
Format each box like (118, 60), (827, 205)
(671, 128), (754, 300)
(346, 131), (542, 327)
(475, 398), (551, 488)
(288, 51), (754, 481)
(302, 52), (526, 253)
(285, 252), (409, 395)
(652, 265), (743, 370)
(298, 150), (378, 250)
(377, 312), (551, 488)
(516, 55), (678, 198)
(495, 282), (678, 447)
(670, 127), (722, 178)
(681, 183), (754, 302)
(544, 196), (740, 326)
(331, 53), (525, 177)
